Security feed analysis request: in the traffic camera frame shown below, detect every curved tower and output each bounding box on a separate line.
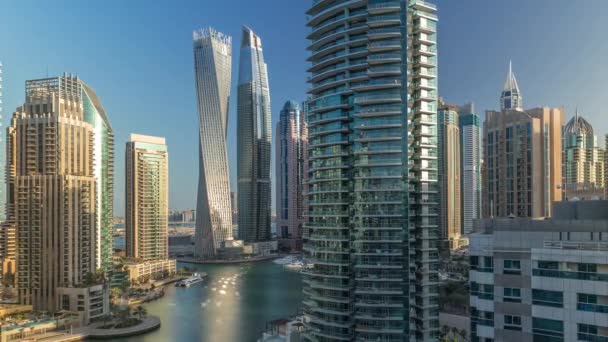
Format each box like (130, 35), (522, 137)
(237, 27), (272, 243)
(193, 28), (234, 259)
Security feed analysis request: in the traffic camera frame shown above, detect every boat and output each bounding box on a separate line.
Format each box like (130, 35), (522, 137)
(176, 272), (207, 287)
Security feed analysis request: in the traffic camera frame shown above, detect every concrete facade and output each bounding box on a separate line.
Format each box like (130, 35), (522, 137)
(470, 200), (608, 342)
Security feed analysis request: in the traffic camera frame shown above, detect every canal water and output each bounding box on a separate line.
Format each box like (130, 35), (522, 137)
(115, 261), (303, 342)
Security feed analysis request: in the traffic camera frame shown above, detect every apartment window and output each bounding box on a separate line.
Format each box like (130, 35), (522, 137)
(577, 293), (608, 313)
(471, 282), (494, 300)
(578, 263), (597, 273)
(532, 289), (563, 308)
(532, 317), (564, 342)
(537, 261), (558, 270)
(503, 288), (521, 303)
(61, 295), (70, 310)
(578, 324), (608, 341)
(503, 259), (521, 275)
(504, 315), (522, 331)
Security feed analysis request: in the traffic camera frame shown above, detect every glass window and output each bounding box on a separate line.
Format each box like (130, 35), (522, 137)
(537, 261), (558, 270)
(532, 289), (563, 308)
(504, 259), (521, 275)
(533, 317), (564, 341)
(578, 263), (597, 273)
(504, 288), (521, 303)
(504, 315), (522, 331)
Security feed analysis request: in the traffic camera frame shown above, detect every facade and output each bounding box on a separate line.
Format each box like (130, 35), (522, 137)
(438, 103), (462, 249)
(9, 75), (98, 311)
(237, 27), (272, 243)
(303, 1), (440, 340)
(483, 65), (563, 218)
(563, 111), (604, 200)
(275, 100), (307, 251)
(469, 200), (608, 342)
(125, 134), (169, 260)
(57, 284), (109, 325)
(123, 259), (177, 283)
(193, 28), (235, 259)
(459, 103), (482, 235)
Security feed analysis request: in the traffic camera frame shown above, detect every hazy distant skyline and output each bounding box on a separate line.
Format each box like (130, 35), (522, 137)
(2, 0), (608, 215)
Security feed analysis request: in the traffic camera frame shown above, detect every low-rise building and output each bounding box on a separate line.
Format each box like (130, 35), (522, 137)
(469, 200), (608, 342)
(124, 259), (177, 284)
(56, 284), (110, 325)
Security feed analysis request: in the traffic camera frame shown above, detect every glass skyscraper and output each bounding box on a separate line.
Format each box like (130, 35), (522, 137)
(193, 28), (234, 258)
(303, 1), (439, 340)
(237, 27), (272, 243)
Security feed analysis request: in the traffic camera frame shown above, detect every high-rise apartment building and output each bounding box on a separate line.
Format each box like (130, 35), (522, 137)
(9, 75), (99, 311)
(563, 111), (604, 199)
(459, 102), (481, 235)
(237, 27), (272, 243)
(483, 65), (563, 218)
(125, 134), (168, 260)
(438, 103), (461, 249)
(275, 100), (307, 251)
(470, 200), (608, 342)
(0, 61), (5, 223)
(303, 1), (440, 340)
(0, 62), (11, 278)
(193, 28), (234, 259)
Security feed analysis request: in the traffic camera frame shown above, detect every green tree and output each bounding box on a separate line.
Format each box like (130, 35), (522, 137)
(133, 306), (147, 320)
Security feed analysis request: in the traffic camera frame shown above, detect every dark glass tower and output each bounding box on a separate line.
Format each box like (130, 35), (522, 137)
(237, 27), (272, 243)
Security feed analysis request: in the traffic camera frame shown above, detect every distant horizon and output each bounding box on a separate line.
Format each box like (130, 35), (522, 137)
(2, 0), (608, 216)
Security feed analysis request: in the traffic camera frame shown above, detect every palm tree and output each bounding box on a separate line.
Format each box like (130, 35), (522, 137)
(133, 306), (147, 320)
(440, 325), (450, 340)
(458, 328), (469, 342)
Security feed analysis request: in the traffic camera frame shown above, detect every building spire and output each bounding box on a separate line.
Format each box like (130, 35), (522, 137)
(500, 60), (523, 111)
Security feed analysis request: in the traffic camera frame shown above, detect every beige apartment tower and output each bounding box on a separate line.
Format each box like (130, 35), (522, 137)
(9, 75), (98, 311)
(483, 107), (563, 218)
(438, 103), (462, 249)
(125, 134), (168, 260)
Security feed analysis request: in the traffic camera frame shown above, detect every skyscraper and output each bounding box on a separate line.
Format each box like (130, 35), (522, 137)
(459, 103), (481, 235)
(438, 102), (461, 249)
(193, 28), (234, 259)
(125, 134), (169, 260)
(275, 100), (307, 251)
(237, 27), (272, 243)
(304, 1), (439, 340)
(10, 75), (98, 311)
(0, 61), (5, 223)
(81, 82), (114, 272)
(563, 110), (604, 199)
(484, 65), (563, 217)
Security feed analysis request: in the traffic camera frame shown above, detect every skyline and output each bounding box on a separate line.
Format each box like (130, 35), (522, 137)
(2, 0), (608, 215)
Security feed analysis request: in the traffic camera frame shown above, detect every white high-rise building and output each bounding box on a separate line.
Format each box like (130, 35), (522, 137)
(459, 103), (481, 234)
(193, 28), (234, 259)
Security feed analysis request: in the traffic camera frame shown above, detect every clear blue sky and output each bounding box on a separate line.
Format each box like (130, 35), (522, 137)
(1, 0), (608, 216)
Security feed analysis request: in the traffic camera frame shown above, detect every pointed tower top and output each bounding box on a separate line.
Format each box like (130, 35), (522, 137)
(500, 61), (523, 111)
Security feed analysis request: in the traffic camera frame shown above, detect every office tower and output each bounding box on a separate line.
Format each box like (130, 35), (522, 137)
(459, 102), (481, 235)
(438, 102), (461, 249)
(484, 65), (563, 218)
(469, 200), (608, 342)
(125, 134), (169, 260)
(193, 28), (234, 259)
(10, 75), (97, 311)
(275, 100), (307, 251)
(563, 110), (604, 199)
(237, 27), (272, 243)
(500, 61), (522, 111)
(303, 1), (439, 340)
(0, 62), (11, 279)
